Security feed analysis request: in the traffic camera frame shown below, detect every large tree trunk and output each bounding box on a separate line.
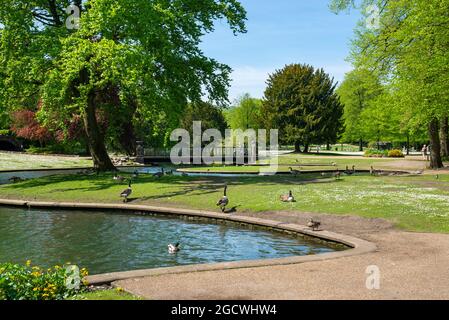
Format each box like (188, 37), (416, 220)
(119, 121), (137, 156)
(440, 117), (449, 158)
(83, 91), (116, 171)
(359, 138), (363, 152)
(428, 118), (444, 169)
(294, 140), (301, 153)
(303, 144), (309, 153)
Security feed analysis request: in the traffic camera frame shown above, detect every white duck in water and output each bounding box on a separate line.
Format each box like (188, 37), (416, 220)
(216, 185), (229, 212)
(280, 190), (295, 202)
(120, 180), (132, 203)
(168, 243), (180, 254)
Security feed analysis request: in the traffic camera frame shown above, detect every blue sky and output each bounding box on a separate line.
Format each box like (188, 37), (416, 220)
(200, 0), (361, 103)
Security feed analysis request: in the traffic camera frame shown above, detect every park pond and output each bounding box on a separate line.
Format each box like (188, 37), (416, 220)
(0, 207), (345, 274)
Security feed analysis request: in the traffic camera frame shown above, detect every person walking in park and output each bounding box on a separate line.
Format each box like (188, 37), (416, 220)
(422, 144), (427, 160)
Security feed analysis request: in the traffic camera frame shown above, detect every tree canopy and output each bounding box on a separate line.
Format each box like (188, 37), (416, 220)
(225, 93), (262, 130)
(0, 0), (247, 169)
(261, 64), (343, 152)
(331, 0), (449, 167)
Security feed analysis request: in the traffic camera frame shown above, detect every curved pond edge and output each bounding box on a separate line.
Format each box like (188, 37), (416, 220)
(0, 198), (377, 285)
(177, 168), (412, 175)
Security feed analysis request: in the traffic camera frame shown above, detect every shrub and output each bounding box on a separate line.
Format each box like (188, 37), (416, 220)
(364, 149), (388, 158)
(0, 261), (88, 300)
(387, 149), (405, 158)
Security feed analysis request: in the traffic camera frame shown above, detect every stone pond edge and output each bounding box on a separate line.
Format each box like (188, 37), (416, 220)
(0, 198), (377, 285)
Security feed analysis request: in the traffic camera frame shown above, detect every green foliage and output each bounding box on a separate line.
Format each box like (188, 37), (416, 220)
(226, 93), (262, 130)
(181, 101), (228, 136)
(261, 64), (343, 149)
(0, 0), (247, 166)
(364, 149), (387, 158)
(0, 261), (88, 300)
(387, 149), (405, 158)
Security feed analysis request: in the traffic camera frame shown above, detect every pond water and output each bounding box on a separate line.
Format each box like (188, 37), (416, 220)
(0, 207), (343, 274)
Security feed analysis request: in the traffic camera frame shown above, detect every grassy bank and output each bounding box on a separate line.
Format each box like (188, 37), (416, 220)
(1, 170), (448, 233)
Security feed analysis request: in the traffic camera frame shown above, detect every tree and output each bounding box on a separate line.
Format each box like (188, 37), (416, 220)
(0, 0), (247, 170)
(226, 93), (262, 130)
(261, 64), (343, 153)
(181, 101), (228, 137)
(330, 0), (449, 168)
(10, 110), (52, 146)
(337, 68), (383, 150)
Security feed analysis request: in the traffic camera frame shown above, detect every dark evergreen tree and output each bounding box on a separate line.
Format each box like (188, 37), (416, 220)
(261, 64), (343, 152)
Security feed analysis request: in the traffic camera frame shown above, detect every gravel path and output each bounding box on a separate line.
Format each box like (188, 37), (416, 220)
(115, 212), (449, 300)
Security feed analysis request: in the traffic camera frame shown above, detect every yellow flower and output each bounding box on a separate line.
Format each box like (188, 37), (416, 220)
(116, 287), (124, 293)
(33, 288), (38, 292)
(26, 260), (32, 267)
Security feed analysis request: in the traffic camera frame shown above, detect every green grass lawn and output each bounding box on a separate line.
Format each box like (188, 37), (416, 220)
(1, 169), (448, 233)
(187, 153), (428, 173)
(70, 288), (140, 300)
(0, 152), (92, 171)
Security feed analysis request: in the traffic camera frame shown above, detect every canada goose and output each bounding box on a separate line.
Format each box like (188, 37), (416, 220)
(120, 181), (132, 203)
(334, 170), (341, 180)
(113, 173), (126, 182)
(352, 165), (356, 173)
(289, 167), (301, 177)
(331, 162), (337, 167)
(370, 166), (377, 176)
(153, 168), (165, 178)
(414, 170), (424, 175)
(168, 243), (180, 254)
(280, 190), (295, 202)
(344, 166), (353, 175)
(8, 176), (24, 183)
(307, 218), (321, 231)
(216, 185), (229, 212)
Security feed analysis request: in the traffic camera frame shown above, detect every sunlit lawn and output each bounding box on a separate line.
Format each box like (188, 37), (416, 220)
(0, 152), (92, 171)
(1, 169), (449, 233)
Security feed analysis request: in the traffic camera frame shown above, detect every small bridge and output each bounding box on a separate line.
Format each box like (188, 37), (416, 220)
(0, 135), (23, 151)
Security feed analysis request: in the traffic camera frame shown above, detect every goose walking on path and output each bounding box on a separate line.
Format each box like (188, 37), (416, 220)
(216, 185), (229, 213)
(120, 180), (132, 203)
(307, 218), (321, 231)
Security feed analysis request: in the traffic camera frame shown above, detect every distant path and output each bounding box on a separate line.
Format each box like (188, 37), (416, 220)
(116, 212), (449, 300)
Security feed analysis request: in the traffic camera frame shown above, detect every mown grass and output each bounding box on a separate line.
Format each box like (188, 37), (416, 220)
(70, 288), (140, 300)
(1, 168), (449, 233)
(0, 152), (92, 171)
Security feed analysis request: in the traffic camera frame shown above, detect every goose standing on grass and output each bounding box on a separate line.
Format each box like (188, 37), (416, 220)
(120, 180), (132, 203)
(307, 218), (321, 231)
(153, 167), (165, 178)
(216, 185), (229, 212)
(334, 169), (341, 180)
(113, 173), (126, 182)
(280, 190), (295, 202)
(344, 166), (353, 176)
(168, 243), (180, 254)
(289, 167), (301, 177)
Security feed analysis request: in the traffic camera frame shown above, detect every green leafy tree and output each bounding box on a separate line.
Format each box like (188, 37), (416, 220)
(337, 68), (383, 150)
(330, 0), (449, 168)
(225, 93), (262, 130)
(261, 64), (344, 153)
(181, 101), (228, 137)
(0, 0), (247, 170)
